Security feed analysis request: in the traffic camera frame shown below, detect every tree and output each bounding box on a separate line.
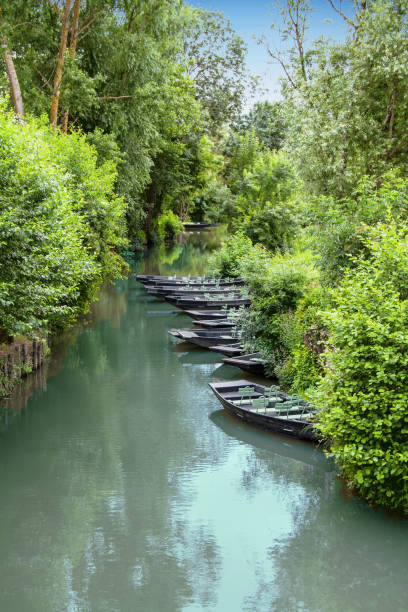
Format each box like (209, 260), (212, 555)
(273, 0), (408, 196)
(182, 7), (254, 133)
(232, 101), (286, 150)
(50, 0), (72, 128)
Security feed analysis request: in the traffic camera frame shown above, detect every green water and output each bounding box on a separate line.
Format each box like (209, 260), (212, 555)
(0, 234), (407, 612)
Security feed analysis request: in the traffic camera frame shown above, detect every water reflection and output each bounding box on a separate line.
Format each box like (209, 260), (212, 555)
(0, 233), (407, 612)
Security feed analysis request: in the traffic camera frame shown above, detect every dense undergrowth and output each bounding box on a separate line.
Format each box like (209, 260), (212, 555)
(0, 107), (127, 340)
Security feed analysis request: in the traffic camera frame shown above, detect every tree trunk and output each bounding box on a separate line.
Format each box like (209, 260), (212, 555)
(61, 0), (80, 133)
(1, 37), (24, 117)
(50, 0), (72, 129)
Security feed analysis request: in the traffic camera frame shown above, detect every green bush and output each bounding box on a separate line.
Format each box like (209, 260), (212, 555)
(315, 220), (408, 514)
(0, 107), (127, 338)
(156, 210), (184, 242)
(276, 286), (329, 393)
(309, 173), (408, 285)
(208, 232), (255, 277)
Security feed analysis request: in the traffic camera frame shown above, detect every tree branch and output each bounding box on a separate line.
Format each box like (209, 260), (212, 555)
(327, 0), (357, 28)
(33, 65), (53, 91)
(267, 48), (297, 89)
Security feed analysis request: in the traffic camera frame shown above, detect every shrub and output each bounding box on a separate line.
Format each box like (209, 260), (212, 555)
(208, 232), (255, 277)
(0, 106), (127, 338)
(276, 285), (329, 393)
(314, 220), (408, 514)
(309, 173), (408, 285)
(156, 210), (184, 242)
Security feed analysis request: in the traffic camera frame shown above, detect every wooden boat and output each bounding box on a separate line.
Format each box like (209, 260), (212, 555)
(136, 274), (218, 285)
(209, 380), (318, 441)
(194, 319), (234, 329)
(165, 290), (243, 306)
(147, 283), (241, 297)
(182, 309), (236, 321)
(170, 296), (250, 310)
(168, 328), (239, 348)
(209, 343), (243, 357)
(183, 222), (220, 231)
(223, 353), (266, 375)
(149, 286), (240, 298)
(147, 277), (244, 288)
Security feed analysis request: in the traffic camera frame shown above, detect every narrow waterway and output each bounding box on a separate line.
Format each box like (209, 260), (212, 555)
(0, 233), (407, 612)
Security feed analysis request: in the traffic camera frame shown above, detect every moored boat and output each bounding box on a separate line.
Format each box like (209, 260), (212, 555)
(209, 380), (318, 441)
(168, 328), (239, 348)
(223, 353), (266, 375)
(182, 309), (235, 320)
(151, 287), (241, 299)
(209, 343), (243, 357)
(165, 291), (244, 306)
(136, 274), (219, 285)
(193, 319), (234, 328)
(183, 222), (220, 231)
(170, 296), (250, 310)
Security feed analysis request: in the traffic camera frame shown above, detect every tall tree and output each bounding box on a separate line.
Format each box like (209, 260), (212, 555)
(50, 0), (72, 128)
(1, 36), (24, 116)
(61, 0), (80, 132)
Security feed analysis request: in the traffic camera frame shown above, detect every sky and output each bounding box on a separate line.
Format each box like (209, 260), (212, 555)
(189, 0), (351, 106)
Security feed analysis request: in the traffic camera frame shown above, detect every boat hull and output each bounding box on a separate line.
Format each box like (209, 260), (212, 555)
(183, 309), (237, 320)
(169, 329), (238, 348)
(209, 343), (243, 357)
(223, 353), (266, 375)
(209, 383), (317, 442)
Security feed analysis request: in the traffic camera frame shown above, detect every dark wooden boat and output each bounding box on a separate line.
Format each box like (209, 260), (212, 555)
(183, 309), (236, 321)
(168, 328), (239, 348)
(147, 283), (242, 297)
(223, 353), (266, 375)
(209, 380), (318, 442)
(170, 296), (250, 310)
(147, 277), (244, 288)
(194, 319), (234, 329)
(183, 222), (220, 231)
(165, 290), (243, 306)
(209, 343), (243, 357)
(149, 286), (241, 298)
(136, 274), (219, 285)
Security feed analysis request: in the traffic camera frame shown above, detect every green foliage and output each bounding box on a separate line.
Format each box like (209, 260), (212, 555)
(182, 7), (255, 133)
(0, 107), (126, 338)
(208, 232), (255, 277)
(192, 180), (236, 223)
(232, 101), (286, 150)
(224, 131), (297, 248)
(283, 0), (408, 196)
(156, 210), (184, 243)
(237, 249), (320, 371)
(275, 285), (329, 393)
(308, 173), (408, 285)
(314, 220), (408, 514)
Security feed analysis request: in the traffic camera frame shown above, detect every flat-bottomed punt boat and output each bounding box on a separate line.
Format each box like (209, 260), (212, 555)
(170, 296), (250, 310)
(223, 352), (266, 375)
(168, 328), (239, 348)
(209, 343), (243, 357)
(183, 309), (239, 321)
(209, 380), (318, 441)
(194, 319), (235, 329)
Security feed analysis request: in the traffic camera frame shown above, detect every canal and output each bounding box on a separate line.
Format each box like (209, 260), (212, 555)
(0, 232), (407, 612)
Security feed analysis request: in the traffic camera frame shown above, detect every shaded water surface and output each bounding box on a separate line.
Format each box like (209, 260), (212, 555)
(0, 234), (407, 612)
